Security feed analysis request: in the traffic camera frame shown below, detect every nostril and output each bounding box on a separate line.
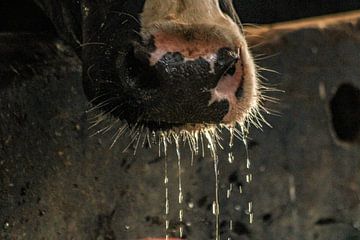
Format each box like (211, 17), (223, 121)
(124, 45), (160, 90)
(133, 46), (151, 66)
(216, 48), (239, 78)
(225, 62), (237, 76)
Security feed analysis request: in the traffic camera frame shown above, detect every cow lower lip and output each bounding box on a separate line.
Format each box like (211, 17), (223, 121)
(136, 119), (221, 132)
(142, 99), (229, 126)
(139, 121), (184, 131)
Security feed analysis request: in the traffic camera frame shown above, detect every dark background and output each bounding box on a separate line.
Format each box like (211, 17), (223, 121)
(1, 0), (360, 33)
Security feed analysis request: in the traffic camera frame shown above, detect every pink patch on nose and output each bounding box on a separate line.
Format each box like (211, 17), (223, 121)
(208, 60), (243, 122)
(149, 32), (225, 66)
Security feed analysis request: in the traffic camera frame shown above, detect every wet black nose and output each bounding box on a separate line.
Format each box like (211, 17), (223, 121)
(121, 41), (242, 124)
(123, 44), (160, 90)
(128, 45), (239, 91)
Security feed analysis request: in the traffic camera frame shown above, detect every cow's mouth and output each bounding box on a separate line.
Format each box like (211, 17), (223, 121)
(90, 49), (255, 131)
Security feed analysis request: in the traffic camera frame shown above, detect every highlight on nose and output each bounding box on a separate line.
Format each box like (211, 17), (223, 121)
(122, 32), (244, 125)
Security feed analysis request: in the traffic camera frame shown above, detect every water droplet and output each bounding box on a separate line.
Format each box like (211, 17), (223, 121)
(248, 202), (253, 213)
(212, 201), (219, 215)
(179, 209), (184, 221)
(3, 222), (9, 230)
(229, 127), (234, 148)
(353, 221), (360, 230)
(227, 183), (233, 199)
(246, 201), (254, 224)
(228, 152), (234, 163)
(179, 226), (184, 238)
(246, 174), (253, 183)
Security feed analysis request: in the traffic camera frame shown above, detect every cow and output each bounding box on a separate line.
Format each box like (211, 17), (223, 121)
(34, 0), (262, 136)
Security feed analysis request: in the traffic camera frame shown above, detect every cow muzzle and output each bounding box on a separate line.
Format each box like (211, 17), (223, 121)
(121, 31), (244, 126)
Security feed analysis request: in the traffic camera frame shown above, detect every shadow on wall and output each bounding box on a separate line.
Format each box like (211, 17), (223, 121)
(330, 83), (360, 144)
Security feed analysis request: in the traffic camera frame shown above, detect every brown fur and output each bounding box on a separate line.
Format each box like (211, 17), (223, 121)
(152, 32), (226, 58)
(141, 0), (243, 47)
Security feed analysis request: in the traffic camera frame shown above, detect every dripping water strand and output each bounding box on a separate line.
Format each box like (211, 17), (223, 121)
(213, 155), (220, 240)
(212, 150), (220, 240)
(241, 127), (254, 224)
(241, 126), (251, 173)
(205, 132), (220, 240)
(227, 126), (235, 238)
(248, 201), (254, 224)
(162, 135), (170, 240)
(243, 137), (252, 183)
(229, 127), (235, 148)
(228, 152), (234, 164)
(227, 183), (233, 199)
(227, 219), (233, 240)
(174, 136), (184, 238)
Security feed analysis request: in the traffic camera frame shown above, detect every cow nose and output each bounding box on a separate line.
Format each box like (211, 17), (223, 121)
(129, 43), (240, 92)
(122, 36), (244, 124)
